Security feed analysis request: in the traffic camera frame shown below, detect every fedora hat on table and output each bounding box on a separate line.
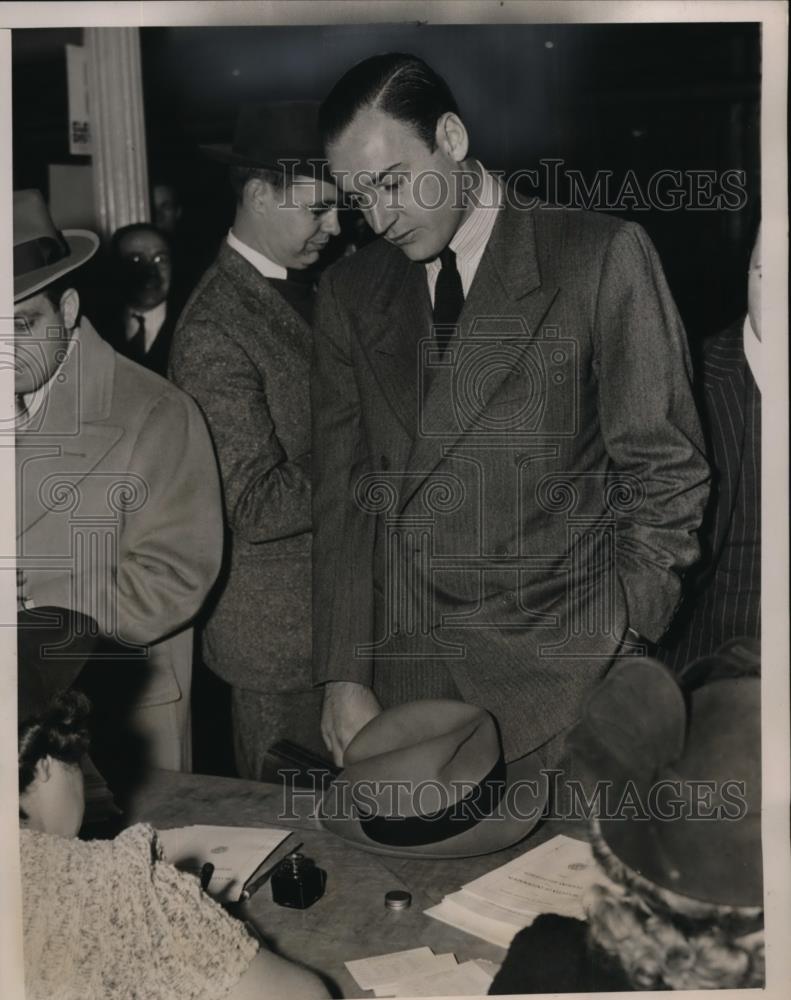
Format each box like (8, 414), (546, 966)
(318, 700), (548, 859)
(201, 101), (330, 180)
(13, 189), (99, 303)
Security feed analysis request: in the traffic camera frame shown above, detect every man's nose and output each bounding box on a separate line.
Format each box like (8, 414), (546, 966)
(321, 208), (341, 237)
(366, 199), (396, 236)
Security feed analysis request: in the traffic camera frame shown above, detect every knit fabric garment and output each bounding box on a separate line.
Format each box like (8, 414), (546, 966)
(20, 823), (259, 1000)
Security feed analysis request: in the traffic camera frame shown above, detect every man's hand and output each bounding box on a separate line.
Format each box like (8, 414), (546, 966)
(321, 681), (381, 766)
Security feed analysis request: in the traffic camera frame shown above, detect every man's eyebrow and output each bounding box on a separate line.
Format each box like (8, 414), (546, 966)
(368, 163), (406, 185)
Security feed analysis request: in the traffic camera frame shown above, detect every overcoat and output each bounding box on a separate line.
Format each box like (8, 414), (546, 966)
(312, 201), (710, 760)
(169, 243), (313, 694)
(15, 319), (223, 765)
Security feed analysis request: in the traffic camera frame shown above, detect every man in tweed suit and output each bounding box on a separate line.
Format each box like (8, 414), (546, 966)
(660, 229), (761, 670)
(313, 54), (709, 768)
(170, 104), (340, 778)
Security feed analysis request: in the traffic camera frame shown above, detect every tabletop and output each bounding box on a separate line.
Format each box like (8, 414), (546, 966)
(126, 769), (587, 998)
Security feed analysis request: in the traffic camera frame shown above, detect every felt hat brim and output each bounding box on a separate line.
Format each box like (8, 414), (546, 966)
(14, 230), (100, 303)
(200, 143), (331, 180)
(319, 749), (547, 859)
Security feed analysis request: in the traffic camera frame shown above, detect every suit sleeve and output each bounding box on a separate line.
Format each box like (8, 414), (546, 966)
(593, 222), (709, 642)
(311, 271), (375, 687)
(115, 391), (223, 645)
(169, 319), (311, 543)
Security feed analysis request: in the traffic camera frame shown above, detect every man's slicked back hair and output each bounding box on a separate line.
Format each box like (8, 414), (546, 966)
(319, 53), (460, 151)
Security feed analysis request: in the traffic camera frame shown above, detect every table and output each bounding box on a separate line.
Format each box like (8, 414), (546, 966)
(127, 769), (586, 998)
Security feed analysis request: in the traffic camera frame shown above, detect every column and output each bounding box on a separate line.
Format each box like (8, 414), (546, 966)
(85, 27), (150, 239)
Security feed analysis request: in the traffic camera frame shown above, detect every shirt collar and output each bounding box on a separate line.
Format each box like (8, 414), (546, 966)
(743, 314), (761, 392)
(448, 163), (502, 263)
(227, 228), (288, 281)
(125, 300), (167, 340)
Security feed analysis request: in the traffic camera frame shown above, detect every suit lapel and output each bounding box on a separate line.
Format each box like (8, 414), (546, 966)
(400, 203), (559, 511)
(16, 321), (124, 538)
(361, 251), (431, 440)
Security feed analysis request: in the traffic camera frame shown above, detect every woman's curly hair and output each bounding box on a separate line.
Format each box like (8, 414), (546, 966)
(18, 691), (91, 796)
(584, 819), (764, 990)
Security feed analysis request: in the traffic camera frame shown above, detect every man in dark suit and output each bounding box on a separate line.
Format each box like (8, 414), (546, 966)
(104, 223), (178, 376)
(169, 104), (340, 779)
(660, 229), (761, 669)
(312, 54), (710, 768)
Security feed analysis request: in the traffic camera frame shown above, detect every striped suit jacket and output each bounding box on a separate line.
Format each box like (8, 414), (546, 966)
(660, 317), (761, 670)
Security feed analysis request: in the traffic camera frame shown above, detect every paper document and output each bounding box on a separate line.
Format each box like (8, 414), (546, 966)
(425, 835), (600, 947)
(463, 834), (597, 918)
(345, 948), (439, 990)
(377, 960), (494, 997)
(160, 824), (292, 902)
(374, 954), (458, 995)
(425, 893), (528, 949)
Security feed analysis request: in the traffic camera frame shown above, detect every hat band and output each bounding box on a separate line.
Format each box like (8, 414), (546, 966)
(14, 233), (70, 277)
(359, 758), (507, 848)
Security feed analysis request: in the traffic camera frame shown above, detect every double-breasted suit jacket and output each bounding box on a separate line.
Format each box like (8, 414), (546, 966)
(169, 243), (312, 696)
(312, 199), (710, 761)
(14, 319), (223, 768)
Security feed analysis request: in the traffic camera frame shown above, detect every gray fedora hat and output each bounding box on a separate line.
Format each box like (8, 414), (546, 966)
(14, 189), (99, 303)
(319, 700), (548, 859)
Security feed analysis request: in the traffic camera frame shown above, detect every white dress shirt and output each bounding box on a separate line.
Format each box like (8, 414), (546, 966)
(743, 314), (761, 393)
(425, 163), (503, 305)
(227, 228), (288, 281)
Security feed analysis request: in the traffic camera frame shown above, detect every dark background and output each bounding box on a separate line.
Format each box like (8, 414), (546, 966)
(11, 21), (763, 777)
(12, 21), (760, 341)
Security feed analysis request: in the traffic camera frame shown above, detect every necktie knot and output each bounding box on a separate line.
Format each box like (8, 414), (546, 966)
(438, 246), (457, 272)
(129, 313), (147, 361)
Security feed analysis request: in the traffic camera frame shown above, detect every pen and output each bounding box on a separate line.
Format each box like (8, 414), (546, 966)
(200, 862), (215, 891)
(240, 841), (303, 902)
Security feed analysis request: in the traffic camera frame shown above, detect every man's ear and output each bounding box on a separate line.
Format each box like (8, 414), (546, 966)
(35, 756), (52, 784)
(59, 288), (80, 330)
(435, 113), (469, 163)
(245, 176), (275, 214)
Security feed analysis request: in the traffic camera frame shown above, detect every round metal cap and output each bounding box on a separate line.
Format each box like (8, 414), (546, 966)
(384, 890), (412, 911)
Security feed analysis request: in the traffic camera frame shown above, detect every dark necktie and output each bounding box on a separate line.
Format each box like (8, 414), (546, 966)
(433, 247), (464, 355)
(129, 313), (147, 361)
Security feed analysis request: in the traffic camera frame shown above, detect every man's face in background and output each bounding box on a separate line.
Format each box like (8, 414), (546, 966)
(116, 228), (172, 311)
(152, 184), (182, 235)
(254, 177), (341, 270)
